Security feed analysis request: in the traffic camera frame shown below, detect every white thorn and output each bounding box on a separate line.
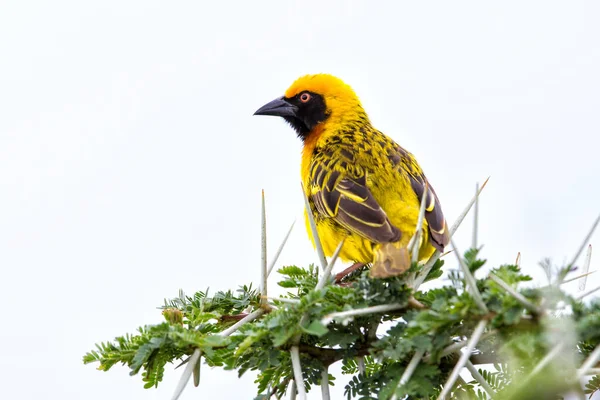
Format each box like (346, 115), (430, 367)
(413, 178), (490, 291)
(579, 245), (593, 292)
(437, 320), (488, 400)
(357, 357), (366, 375)
(260, 190), (268, 306)
(316, 240), (344, 290)
(569, 215), (600, 269)
(320, 366), (330, 400)
(267, 219), (297, 277)
(290, 346), (307, 400)
(489, 273), (543, 314)
(321, 303), (405, 325)
(301, 183), (327, 271)
(390, 349), (426, 400)
(575, 284), (600, 300)
(451, 239), (488, 313)
(577, 345), (600, 379)
(450, 177), (489, 237)
(472, 183), (479, 250)
(171, 349), (201, 400)
(465, 360), (495, 398)
(409, 184), (428, 263)
(220, 309), (265, 337)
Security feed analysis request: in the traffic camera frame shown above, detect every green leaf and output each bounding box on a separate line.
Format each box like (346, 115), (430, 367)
(302, 320), (329, 337)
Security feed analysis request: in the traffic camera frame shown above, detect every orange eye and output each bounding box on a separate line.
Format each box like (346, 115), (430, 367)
(299, 92), (311, 103)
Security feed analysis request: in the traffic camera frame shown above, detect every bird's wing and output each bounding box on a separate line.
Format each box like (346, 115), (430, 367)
(392, 145), (450, 252)
(309, 158), (401, 244)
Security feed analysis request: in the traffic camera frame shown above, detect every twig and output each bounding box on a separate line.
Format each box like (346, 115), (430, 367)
(290, 346), (307, 400)
(515, 252), (521, 268)
(413, 177), (490, 290)
(321, 366), (330, 400)
(489, 273), (543, 314)
(390, 349), (426, 400)
(437, 320), (487, 400)
(321, 303), (405, 325)
(473, 183), (479, 249)
(465, 360), (495, 398)
(261, 190), (268, 307)
(452, 238), (488, 313)
(301, 183), (327, 271)
(577, 345), (600, 379)
(267, 219), (296, 277)
(579, 245), (593, 292)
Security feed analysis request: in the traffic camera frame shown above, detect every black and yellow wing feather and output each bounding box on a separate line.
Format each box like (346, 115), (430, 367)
(309, 145), (401, 244)
(308, 136), (449, 252)
(388, 141), (450, 251)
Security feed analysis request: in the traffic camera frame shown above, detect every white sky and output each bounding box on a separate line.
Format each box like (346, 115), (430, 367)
(1, 1), (599, 399)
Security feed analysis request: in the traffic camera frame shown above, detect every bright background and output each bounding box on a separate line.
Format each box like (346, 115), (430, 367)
(1, 1), (599, 399)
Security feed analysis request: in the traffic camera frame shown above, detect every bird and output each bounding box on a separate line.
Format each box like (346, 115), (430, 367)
(254, 74), (449, 279)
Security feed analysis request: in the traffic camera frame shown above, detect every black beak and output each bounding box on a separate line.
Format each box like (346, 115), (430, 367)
(254, 96), (298, 117)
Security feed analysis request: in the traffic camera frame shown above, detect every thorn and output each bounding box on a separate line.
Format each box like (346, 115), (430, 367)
(472, 183), (479, 250)
(316, 240), (345, 290)
(575, 284), (600, 301)
(193, 356), (201, 387)
(322, 303), (405, 325)
(558, 269), (597, 286)
(437, 320), (488, 400)
(579, 245), (593, 292)
(441, 249), (454, 258)
(290, 347), (307, 400)
(301, 183), (327, 271)
(465, 360), (496, 398)
(451, 238), (488, 313)
(577, 341), (600, 380)
(409, 184), (428, 263)
(450, 178), (489, 237)
(413, 178), (490, 291)
(357, 357), (366, 375)
(489, 273), (543, 314)
(171, 349), (201, 400)
(267, 219), (296, 277)
(260, 190), (268, 307)
(561, 214), (600, 284)
(390, 349), (426, 400)
(320, 366), (330, 400)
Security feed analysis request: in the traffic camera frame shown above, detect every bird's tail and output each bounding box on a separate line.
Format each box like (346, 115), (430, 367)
(370, 242), (411, 278)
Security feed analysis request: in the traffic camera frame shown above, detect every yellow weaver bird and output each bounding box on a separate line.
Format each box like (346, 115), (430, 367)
(254, 74), (449, 278)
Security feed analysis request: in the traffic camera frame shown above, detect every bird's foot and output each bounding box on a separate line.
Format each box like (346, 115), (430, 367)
(334, 262), (367, 283)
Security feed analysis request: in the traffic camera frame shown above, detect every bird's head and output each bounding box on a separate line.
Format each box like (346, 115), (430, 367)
(254, 74), (367, 140)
